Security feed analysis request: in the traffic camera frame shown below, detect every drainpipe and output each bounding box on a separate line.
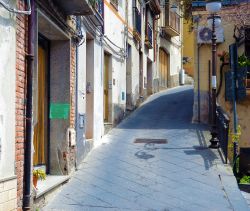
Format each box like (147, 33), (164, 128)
(23, 0), (35, 210)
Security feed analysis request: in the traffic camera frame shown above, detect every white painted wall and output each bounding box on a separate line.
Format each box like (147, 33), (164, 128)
(104, 1), (127, 122)
(0, 2), (16, 178)
(78, 24), (104, 144)
(169, 37), (182, 77)
(93, 39), (104, 141)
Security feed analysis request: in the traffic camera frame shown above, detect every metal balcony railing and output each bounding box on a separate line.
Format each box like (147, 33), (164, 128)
(96, 0), (104, 17)
(169, 11), (180, 33)
(134, 7), (141, 35)
(147, 23), (153, 46)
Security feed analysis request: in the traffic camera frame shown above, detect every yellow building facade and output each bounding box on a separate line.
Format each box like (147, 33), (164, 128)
(183, 20), (195, 77)
(192, 3), (250, 153)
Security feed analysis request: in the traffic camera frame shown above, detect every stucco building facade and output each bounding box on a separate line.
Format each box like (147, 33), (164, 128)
(191, 1), (250, 161)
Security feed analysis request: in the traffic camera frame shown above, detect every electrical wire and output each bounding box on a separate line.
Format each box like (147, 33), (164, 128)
(82, 16), (126, 58)
(0, 0), (31, 15)
(85, 16), (125, 52)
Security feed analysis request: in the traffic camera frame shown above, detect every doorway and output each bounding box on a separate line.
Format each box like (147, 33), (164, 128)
(147, 60), (153, 95)
(104, 53), (111, 122)
(139, 52), (143, 96)
(126, 44), (132, 109)
(33, 36), (50, 172)
(159, 48), (169, 89)
(86, 39), (94, 139)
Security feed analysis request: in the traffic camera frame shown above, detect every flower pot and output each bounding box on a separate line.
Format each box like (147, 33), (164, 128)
(33, 176), (38, 189)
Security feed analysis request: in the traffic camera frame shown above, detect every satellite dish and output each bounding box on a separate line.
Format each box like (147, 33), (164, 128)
(199, 27), (212, 42)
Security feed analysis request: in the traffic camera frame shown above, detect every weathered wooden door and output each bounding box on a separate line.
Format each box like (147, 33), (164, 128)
(33, 41), (49, 168)
(104, 54), (109, 122)
(159, 49), (169, 88)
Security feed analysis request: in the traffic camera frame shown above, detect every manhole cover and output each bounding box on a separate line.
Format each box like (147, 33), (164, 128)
(134, 138), (168, 144)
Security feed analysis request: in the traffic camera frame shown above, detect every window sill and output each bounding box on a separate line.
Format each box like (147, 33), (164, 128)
(34, 175), (70, 199)
(0, 175), (17, 183)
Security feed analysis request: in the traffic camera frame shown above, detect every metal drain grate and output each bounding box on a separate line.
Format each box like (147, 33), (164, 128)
(134, 138), (168, 144)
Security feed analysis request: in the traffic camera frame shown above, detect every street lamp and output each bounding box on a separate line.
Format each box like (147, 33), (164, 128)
(206, 0), (222, 148)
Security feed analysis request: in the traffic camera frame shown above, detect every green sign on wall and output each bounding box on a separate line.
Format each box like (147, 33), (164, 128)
(49, 103), (70, 119)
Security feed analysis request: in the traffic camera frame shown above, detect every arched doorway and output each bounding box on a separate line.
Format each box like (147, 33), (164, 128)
(159, 48), (169, 89)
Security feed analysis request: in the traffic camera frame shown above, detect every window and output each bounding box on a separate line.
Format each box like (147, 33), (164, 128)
(110, 0), (118, 10)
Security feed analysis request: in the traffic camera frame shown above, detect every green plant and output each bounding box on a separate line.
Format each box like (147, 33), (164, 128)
(240, 175), (250, 184)
(33, 169), (46, 180)
(238, 54), (250, 67)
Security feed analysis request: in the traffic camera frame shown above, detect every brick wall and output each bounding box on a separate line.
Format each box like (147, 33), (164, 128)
(0, 179), (17, 211)
(16, 0), (28, 210)
(70, 44), (76, 128)
(69, 44), (76, 173)
(14, 1), (78, 208)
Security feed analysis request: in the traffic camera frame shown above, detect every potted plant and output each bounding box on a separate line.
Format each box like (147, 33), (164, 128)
(238, 54), (250, 88)
(33, 169), (46, 189)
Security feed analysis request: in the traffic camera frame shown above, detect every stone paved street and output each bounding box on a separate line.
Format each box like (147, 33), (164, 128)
(44, 86), (249, 211)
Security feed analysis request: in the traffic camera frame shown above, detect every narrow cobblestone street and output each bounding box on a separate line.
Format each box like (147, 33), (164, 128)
(44, 86), (249, 211)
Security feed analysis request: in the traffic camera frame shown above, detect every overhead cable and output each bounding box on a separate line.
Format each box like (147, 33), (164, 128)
(0, 0), (31, 15)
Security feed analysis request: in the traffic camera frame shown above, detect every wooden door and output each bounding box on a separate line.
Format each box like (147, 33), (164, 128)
(139, 52), (143, 96)
(104, 54), (109, 122)
(159, 49), (169, 88)
(33, 42), (49, 167)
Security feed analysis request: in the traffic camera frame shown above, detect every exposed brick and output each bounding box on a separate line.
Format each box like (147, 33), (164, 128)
(16, 1), (27, 209)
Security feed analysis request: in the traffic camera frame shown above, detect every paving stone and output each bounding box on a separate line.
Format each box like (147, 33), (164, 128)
(44, 86), (249, 211)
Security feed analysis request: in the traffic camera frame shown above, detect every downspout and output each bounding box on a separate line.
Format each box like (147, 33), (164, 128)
(23, 0), (35, 210)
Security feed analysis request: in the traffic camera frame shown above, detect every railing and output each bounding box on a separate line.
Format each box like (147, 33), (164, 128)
(134, 7), (141, 35)
(147, 23), (153, 46)
(216, 105), (230, 163)
(92, 0), (104, 17)
(165, 8), (180, 34)
(169, 11), (180, 33)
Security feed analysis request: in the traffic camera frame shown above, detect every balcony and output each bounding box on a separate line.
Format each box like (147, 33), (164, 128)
(88, 0), (104, 26)
(133, 7), (141, 41)
(148, 0), (161, 15)
(54, 0), (103, 17)
(145, 23), (153, 49)
(161, 4), (180, 37)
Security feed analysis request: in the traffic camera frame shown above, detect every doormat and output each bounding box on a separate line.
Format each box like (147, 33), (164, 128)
(134, 138), (168, 144)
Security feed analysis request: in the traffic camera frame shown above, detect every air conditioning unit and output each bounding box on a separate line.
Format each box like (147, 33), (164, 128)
(197, 26), (224, 44)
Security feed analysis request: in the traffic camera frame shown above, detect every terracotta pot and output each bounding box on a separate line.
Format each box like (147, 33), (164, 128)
(33, 176), (38, 189)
